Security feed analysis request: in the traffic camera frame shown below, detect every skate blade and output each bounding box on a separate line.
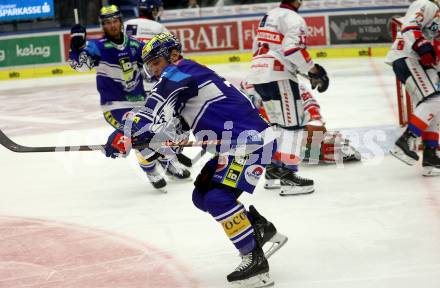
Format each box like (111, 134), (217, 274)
(422, 166), (440, 177)
(168, 175), (193, 182)
(230, 272), (274, 288)
(156, 187), (168, 193)
(279, 185), (315, 196)
(264, 179), (281, 190)
(264, 232), (288, 259)
(390, 147), (417, 166)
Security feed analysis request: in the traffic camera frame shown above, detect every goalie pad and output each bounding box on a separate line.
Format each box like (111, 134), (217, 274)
(303, 128), (362, 164)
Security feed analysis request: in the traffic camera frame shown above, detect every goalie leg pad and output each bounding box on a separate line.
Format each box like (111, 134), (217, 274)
(304, 130), (362, 164)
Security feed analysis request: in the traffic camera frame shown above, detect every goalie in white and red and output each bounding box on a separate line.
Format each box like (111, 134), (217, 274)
(386, 0), (440, 176)
(241, 81), (361, 165)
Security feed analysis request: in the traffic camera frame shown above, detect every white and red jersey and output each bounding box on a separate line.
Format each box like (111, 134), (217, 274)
(247, 3), (314, 85)
(124, 17), (167, 91)
(124, 17), (168, 43)
(386, 0), (440, 64)
(241, 80), (322, 126)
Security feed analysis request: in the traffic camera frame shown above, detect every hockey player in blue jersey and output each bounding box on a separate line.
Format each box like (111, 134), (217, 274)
(103, 32), (288, 287)
(69, 5), (190, 191)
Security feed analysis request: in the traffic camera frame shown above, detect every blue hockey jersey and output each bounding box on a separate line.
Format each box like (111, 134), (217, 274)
(132, 59), (270, 144)
(69, 34), (146, 110)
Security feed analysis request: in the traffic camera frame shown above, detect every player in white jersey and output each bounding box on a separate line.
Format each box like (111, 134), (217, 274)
(124, 0), (191, 185)
(246, 0), (330, 195)
(124, 0), (168, 43)
(125, 0), (168, 92)
(386, 0), (440, 176)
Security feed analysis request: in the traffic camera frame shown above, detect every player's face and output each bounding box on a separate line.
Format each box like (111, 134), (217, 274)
(102, 18), (122, 38)
(152, 8), (159, 19)
(146, 57), (169, 78)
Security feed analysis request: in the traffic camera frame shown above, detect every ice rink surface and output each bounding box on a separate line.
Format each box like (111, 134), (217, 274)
(0, 58), (439, 287)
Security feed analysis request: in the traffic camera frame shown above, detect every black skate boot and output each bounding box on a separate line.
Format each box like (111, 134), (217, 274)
(390, 129), (419, 165)
(422, 147), (440, 177)
(279, 170), (315, 196)
(227, 245), (274, 288)
(162, 159), (191, 180)
(146, 166), (167, 193)
(264, 164), (281, 189)
(249, 205), (288, 259)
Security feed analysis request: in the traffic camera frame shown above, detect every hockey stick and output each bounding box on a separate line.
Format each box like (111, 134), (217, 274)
(176, 149), (207, 167)
(0, 128), (262, 153)
(297, 72), (310, 80)
(74, 8), (79, 24)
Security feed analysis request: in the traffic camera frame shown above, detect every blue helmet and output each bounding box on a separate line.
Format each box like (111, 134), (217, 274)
(141, 32), (182, 64)
(138, 0), (162, 13)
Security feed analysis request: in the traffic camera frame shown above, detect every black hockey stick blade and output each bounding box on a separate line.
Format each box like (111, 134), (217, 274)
(0, 129), (104, 153)
(176, 153), (193, 167)
(176, 149), (208, 167)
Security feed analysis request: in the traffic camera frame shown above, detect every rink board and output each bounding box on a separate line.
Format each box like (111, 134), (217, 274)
(0, 46), (390, 81)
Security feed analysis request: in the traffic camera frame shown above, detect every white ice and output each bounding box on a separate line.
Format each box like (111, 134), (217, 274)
(0, 58), (439, 288)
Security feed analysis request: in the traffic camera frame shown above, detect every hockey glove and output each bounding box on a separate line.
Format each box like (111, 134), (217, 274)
(70, 24), (87, 51)
(413, 39), (437, 67)
(308, 64), (329, 93)
(104, 130), (132, 158)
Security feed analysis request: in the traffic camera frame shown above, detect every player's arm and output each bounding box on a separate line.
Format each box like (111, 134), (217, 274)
(281, 18), (313, 74)
(135, 77), (197, 141)
(68, 24), (100, 72)
(104, 76), (197, 158)
(281, 17), (329, 92)
(401, 3), (439, 66)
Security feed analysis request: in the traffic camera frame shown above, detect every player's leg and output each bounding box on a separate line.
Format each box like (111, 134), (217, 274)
(104, 109), (167, 190)
(390, 57), (440, 164)
(254, 80), (314, 195)
(271, 147), (315, 196)
(157, 156), (191, 180)
(134, 150), (167, 190)
(421, 113), (440, 176)
(192, 151), (286, 286)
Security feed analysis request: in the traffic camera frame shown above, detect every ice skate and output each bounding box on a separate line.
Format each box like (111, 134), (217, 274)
(161, 159), (192, 181)
(279, 171), (315, 196)
(422, 147), (440, 177)
(227, 246), (274, 288)
(248, 205), (288, 259)
(146, 166), (167, 193)
(263, 164), (281, 189)
(390, 130), (419, 165)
